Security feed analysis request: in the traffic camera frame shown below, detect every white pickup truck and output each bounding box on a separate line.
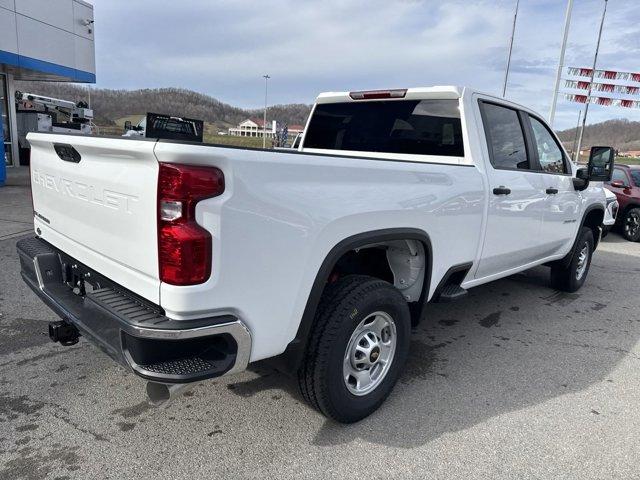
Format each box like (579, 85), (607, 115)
(18, 86), (614, 423)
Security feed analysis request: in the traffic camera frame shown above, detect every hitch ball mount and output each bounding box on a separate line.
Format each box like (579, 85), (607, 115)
(49, 320), (80, 346)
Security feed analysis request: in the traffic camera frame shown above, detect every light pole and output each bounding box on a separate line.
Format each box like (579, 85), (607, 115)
(571, 109), (582, 162)
(549, 0), (574, 127)
(502, 0), (520, 97)
(575, 0), (608, 163)
(262, 74), (270, 148)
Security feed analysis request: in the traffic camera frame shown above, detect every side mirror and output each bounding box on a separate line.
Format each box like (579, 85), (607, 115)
(124, 121), (132, 131)
(588, 146), (615, 182)
(610, 180), (626, 189)
(573, 168), (589, 191)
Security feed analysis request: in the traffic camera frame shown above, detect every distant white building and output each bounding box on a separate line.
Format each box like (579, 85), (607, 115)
(228, 118), (305, 139)
(287, 124), (305, 136)
(229, 118), (277, 138)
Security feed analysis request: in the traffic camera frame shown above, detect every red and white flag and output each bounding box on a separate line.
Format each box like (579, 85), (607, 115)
(564, 94), (640, 109)
(567, 67), (640, 83)
(564, 80), (640, 96)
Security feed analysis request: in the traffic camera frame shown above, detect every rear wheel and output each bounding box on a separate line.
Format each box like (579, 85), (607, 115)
(622, 207), (640, 242)
(550, 227), (594, 293)
(297, 275), (410, 423)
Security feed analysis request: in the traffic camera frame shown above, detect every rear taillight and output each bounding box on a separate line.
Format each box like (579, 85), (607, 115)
(157, 163), (224, 285)
(349, 89), (407, 100)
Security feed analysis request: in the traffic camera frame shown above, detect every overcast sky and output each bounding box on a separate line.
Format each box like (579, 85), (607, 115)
(92, 0), (640, 130)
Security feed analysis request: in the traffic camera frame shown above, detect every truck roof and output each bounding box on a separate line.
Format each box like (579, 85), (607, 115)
(315, 85), (538, 110)
(315, 86), (464, 104)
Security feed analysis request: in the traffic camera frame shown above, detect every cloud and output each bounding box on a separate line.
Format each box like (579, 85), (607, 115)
(92, 0), (640, 129)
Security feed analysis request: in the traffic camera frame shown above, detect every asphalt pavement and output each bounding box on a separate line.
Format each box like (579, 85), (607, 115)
(1, 168), (639, 479)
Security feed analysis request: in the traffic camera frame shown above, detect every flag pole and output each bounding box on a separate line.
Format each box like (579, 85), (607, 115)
(549, 0), (574, 127)
(502, 0), (520, 97)
(575, 0), (608, 163)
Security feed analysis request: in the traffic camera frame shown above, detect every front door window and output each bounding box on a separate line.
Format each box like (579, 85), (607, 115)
(529, 116), (567, 174)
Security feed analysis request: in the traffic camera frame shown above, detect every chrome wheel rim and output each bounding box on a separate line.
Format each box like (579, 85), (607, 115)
(625, 212), (640, 238)
(575, 243), (589, 281)
(343, 311), (397, 396)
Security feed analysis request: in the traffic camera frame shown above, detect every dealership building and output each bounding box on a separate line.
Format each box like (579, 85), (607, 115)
(1, 0), (95, 183)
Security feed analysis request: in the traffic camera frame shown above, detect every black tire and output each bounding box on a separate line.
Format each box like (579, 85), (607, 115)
(622, 207), (640, 242)
(297, 275), (410, 423)
(550, 227), (594, 293)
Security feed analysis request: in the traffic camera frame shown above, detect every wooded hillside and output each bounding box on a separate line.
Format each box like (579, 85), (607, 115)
(16, 81), (312, 132)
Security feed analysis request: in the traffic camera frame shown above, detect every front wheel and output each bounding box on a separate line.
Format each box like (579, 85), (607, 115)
(550, 227), (594, 292)
(297, 275), (411, 423)
(622, 207), (640, 242)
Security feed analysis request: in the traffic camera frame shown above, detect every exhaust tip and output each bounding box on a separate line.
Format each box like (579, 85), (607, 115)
(146, 382), (194, 406)
(146, 382), (171, 406)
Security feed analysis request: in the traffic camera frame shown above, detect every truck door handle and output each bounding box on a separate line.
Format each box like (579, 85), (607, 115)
(546, 188), (559, 195)
(492, 186), (511, 195)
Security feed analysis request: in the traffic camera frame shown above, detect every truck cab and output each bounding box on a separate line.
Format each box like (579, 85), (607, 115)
(298, 86), (609, 283)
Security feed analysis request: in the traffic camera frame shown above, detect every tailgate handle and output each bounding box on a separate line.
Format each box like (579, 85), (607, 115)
(54, 143), (81, 163)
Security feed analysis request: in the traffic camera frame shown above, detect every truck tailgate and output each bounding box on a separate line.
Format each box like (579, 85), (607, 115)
(28, 133), (160, 303)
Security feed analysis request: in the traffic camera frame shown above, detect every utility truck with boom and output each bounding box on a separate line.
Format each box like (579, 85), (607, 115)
(15, 91), (93, 164)
(18, 86), (613, 422)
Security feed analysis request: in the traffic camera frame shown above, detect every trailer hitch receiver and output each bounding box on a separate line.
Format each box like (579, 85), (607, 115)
(49, 320), (80, 346)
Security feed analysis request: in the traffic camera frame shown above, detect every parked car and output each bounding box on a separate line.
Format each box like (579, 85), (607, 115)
(602, 187), (619, 238)
(605, 164), (640, 241)
(19, 86), (613, 423)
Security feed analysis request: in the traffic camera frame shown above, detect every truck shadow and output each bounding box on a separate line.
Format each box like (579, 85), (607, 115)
(232, 248), (640, 448)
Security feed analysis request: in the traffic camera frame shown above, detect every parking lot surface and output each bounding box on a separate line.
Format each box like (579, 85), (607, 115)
(1, 171), (639, 479)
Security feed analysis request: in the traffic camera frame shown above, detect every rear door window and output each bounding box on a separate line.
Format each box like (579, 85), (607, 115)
(304, 99), (464, 157)
(480, 102), (530, 170)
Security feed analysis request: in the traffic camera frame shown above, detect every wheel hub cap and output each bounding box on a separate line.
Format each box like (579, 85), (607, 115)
(370, 347), (380, 363)
(343, 311), (397, 396)
(575, 243), (589, 281)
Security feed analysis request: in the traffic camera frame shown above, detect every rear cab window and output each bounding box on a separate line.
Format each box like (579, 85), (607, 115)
(303, 99), (464, 158)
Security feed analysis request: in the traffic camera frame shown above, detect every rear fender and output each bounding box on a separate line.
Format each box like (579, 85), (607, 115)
(272, 228), (432, 374)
